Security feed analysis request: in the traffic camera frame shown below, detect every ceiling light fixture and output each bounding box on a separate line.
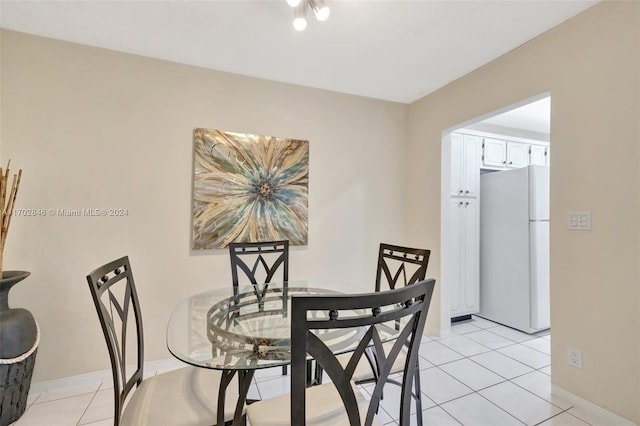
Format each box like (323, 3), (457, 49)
(288, 0), (330, 31)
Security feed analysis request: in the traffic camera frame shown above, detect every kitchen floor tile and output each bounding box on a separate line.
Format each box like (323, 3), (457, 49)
(538, 412), (590, 425)
(521, 337), (551, 355)
(247, 381), (261, 400)
(511, 371), (572, 410)
(439, 359), (505, 391)
(437, 334), (492, 357)
(479, 381), (562, 425)
(79, 419), (114, 426)
(498, 344), (551, 369)
(418, 341), (464, 366)
(487, 326), (537, 343)
(22, 328), (629, 426)
(253, 366), (289, 382)
(418, 368), (473, 405)
(412, 406), (462, 426)
(469, 316), (501, 329)
(359, 386), (395, 425)
(417, 356), (434, 370)
(463, 329), (515, 349)
(361, 377), (434, 421)
(440, 392), (523, 425)
(450, 322), (482, 335)
(254, 375), (290, 399)
(469, 351), (534, 379)
(78, 389), (113, 425)
(539, 365), (552, 375)
(14, 393), (94, 426)
(33, 383), (100, 404)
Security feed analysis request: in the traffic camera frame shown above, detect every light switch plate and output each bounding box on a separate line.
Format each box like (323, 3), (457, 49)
(568, 211), (591, 230)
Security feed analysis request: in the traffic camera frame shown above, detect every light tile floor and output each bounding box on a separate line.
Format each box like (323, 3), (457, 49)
(11, 317), (609, 425)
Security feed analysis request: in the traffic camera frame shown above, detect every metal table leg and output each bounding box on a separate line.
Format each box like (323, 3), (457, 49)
(216, 369), (255, 426)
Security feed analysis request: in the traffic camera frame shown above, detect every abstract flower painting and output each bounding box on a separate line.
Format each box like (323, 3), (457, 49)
(192, 129), (309, 249)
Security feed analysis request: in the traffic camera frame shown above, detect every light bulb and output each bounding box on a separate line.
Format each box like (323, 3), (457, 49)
(314, 5), (330, 21)
(286, 0), (301, 7)
(293, 16), (307, 31)
(309, 0), (330, 21)
(293, 2), (308, 31)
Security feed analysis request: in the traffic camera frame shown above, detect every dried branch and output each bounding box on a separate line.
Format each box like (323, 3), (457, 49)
(0, 161), (22, 278)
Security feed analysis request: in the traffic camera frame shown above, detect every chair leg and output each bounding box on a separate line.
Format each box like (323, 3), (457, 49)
(413, 358), (423, 426)
(306, 360), (316, 385)
(304, 360), (323, 386)
(314, 362), (324, 385)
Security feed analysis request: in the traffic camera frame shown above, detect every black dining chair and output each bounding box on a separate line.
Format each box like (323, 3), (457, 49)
(246, 279), (436, 426)
(229, 240), (289, 375)
(229, 240), (289, 288)
(375, 243), (431, 292)
(337, 243), (431, 423)
(86, 256), (243, 425)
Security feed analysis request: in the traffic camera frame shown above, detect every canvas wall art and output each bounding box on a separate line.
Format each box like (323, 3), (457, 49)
(192, 129), (309, 249)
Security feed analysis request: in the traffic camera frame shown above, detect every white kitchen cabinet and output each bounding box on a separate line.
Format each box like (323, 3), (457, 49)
(450, 133), (481, 198)
(482, 137), (550, 169)
(482, 138), (507, 168)
(506, 142), (529, 168)
(450, 198), (480, 317)
(530, 144), (548, 166)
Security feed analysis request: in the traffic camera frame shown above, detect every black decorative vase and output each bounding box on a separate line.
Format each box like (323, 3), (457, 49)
(0, 271), (38, 426)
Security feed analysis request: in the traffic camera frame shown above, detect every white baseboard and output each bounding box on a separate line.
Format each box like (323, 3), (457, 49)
(425, 323), (451, 339)
(30, 358), (184, 395)
(552, 384), (637, 426)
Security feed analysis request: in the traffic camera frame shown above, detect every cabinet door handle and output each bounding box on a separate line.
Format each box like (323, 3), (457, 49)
(465, 190), (469, 194)
(459, 190), (463, 194)
(509, 161), (513, 164)
(465, 202), (469, 206)
(459, 202), (463, 206)
(502, 161), (507, 164)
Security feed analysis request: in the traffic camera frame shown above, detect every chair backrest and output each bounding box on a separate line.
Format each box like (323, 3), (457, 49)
(375, 243), (431, 292)
(229, 240), (289, 288)
(86, 256), (143, 426)
(291, 279), (435, 426)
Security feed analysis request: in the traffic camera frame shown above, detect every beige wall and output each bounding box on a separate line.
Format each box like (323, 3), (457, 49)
(407, 1), (640, 423)
(0, 30), (409, 382)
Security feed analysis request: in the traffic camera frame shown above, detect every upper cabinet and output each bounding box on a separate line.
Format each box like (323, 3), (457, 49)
(481, 137), (549, 170)
(482, 138), (507, 168)
(506, 142), (529, 168)
(530, 144), (550, 166)
(451, 134), (481, 198)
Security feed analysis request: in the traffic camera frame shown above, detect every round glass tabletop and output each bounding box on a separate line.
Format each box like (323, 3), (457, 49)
(166, 280), (398, 371)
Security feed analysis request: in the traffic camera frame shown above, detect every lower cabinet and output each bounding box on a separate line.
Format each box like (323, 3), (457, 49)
(450, 198), (480, 317)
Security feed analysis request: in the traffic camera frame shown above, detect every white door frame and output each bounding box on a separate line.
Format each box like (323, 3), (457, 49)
(438, 92), (551, 337)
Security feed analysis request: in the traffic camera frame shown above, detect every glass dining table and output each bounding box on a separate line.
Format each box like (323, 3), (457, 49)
(166, 280), (403, 426)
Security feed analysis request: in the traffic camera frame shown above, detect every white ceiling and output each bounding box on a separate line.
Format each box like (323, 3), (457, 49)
(1, 0), (598, 106)
(480, 96), (551, 135)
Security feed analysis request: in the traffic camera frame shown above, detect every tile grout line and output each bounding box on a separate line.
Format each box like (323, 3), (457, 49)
(75, 388), (99, 426)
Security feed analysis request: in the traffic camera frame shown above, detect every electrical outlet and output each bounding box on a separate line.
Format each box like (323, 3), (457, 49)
(568, 347), (582, 368)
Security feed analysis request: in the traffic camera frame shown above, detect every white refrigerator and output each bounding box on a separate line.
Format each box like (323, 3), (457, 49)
(479, 165), (550, 333)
